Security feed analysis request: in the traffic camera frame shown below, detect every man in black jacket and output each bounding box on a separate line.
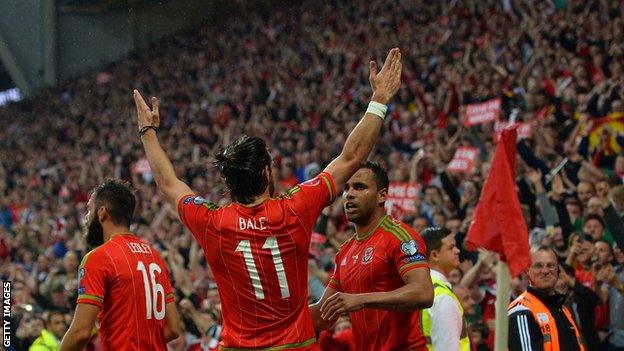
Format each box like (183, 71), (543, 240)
(508, 246), (586, 351)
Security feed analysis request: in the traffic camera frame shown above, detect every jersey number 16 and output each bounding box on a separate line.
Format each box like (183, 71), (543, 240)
(137, 261), (165, 320)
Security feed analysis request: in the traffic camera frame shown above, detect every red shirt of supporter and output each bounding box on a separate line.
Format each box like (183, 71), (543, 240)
(328, 215), (429, 351)
(77, 234), (175, 351)
(178, 172), (337, 350)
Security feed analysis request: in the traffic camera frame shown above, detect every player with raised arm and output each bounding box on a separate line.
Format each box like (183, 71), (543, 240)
(59, 179), (182, 351)
(134, 48), (402, 350)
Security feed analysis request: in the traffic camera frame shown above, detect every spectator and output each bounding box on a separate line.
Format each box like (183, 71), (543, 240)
(29, 311), (67, 351)
(557, 264), (601, 351)
(607, 244), (624, 350)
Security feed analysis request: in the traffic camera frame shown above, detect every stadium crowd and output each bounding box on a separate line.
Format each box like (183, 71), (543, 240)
(1, 0), (624, 350)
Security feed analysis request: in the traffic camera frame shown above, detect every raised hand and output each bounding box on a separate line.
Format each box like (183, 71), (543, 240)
(369, 48), (402, 104)
(595, 264), (615, 284)
(526, 168), (542, 185)
(477, 248), (496, 268)
(549, 174), (565, 200)
(133, 90), (160, 131)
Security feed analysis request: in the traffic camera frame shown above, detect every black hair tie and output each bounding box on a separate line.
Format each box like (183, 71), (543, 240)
(138, 125), (159, 136)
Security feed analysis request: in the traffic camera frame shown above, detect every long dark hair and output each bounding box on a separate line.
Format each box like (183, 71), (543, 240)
(214, 135), (272, 204)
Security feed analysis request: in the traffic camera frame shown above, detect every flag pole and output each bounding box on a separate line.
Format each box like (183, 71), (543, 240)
(494, 260), (511, 351)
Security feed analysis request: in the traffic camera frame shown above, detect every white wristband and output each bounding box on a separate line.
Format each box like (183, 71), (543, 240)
(366, 101), (387, 119)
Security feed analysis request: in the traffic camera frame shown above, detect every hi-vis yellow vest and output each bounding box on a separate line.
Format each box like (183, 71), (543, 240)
(421, 276), (471, 351)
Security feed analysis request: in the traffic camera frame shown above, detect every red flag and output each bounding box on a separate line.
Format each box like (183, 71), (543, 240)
(465, 127), (530, 277)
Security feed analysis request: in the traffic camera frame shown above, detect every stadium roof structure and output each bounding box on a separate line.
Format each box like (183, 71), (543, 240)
(0, 0), (242, 99)
(58, 0), (151, 13)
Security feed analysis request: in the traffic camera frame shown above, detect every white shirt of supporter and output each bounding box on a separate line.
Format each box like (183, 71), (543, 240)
(426, 269), (464, 351)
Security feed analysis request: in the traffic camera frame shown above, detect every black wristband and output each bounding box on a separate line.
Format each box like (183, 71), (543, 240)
(138, 125), (158, 136)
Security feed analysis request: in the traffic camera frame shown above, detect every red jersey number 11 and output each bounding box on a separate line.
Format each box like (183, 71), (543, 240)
(235, 236), (290, 300)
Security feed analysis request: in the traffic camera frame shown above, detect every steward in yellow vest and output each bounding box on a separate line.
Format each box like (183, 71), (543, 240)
(420, 227), (471, 351)
(422, 274), (471, 351)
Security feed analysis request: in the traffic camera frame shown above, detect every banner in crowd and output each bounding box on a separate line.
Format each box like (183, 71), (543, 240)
(447, 147), (479, 173)
(385, 182), (420, 217)
(588, 112), (624, 153)
(493, 120), (533, 141)
(463, 98), (502, 126)
(132, 158), (152, 175)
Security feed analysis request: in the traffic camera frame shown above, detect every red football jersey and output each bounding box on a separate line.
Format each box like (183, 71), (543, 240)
(77, 234), (175, 351)
(328, 215), (429, 351)
(178, 172), (337, 350)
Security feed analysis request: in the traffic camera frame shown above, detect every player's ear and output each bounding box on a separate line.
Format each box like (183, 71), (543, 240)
(97, 206), (108, 223)
(263, 165), (272, 180)
(429, 249), (439, 262)
(378, 187), (388, 205)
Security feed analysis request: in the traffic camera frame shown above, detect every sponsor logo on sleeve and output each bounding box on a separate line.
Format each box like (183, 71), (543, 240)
(182, 196), (194, 205)
(77, 268), (86, 295)
(192, 196), (208, 206)
(402, 254), (426, 264)
(401, 240), (419, 256)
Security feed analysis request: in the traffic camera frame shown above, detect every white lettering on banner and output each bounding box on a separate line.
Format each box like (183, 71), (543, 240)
(464, 98), (502, 126)
(239, 217), (268, 231)
(132, 158), (152, 175)
(447, 147), (479, 173)
(385, 182), (421, 216)
(449, 160), (468, 169)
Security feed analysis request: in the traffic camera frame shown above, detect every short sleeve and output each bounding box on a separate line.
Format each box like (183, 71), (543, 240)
(327, 253), (343, 291)
(178, 194), (218, 242)
(76, 250), (110, 307)
(287, 172), (337, 228)
(383, 219), (428, 277)
(156, 253), (175, 304)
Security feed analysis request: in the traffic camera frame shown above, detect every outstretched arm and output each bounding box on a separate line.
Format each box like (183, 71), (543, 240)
(318, 267), (433, 321)
(134, 90), (194, 206)
(324, 48), (402, 189)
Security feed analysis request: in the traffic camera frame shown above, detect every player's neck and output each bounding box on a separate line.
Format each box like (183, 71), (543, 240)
(354, 210), (387, 240)
(103, 225), (133, 242)
(239, 192), (270, 208)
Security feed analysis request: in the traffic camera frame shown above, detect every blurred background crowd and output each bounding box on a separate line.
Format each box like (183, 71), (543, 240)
(1, 0), (624, 350)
